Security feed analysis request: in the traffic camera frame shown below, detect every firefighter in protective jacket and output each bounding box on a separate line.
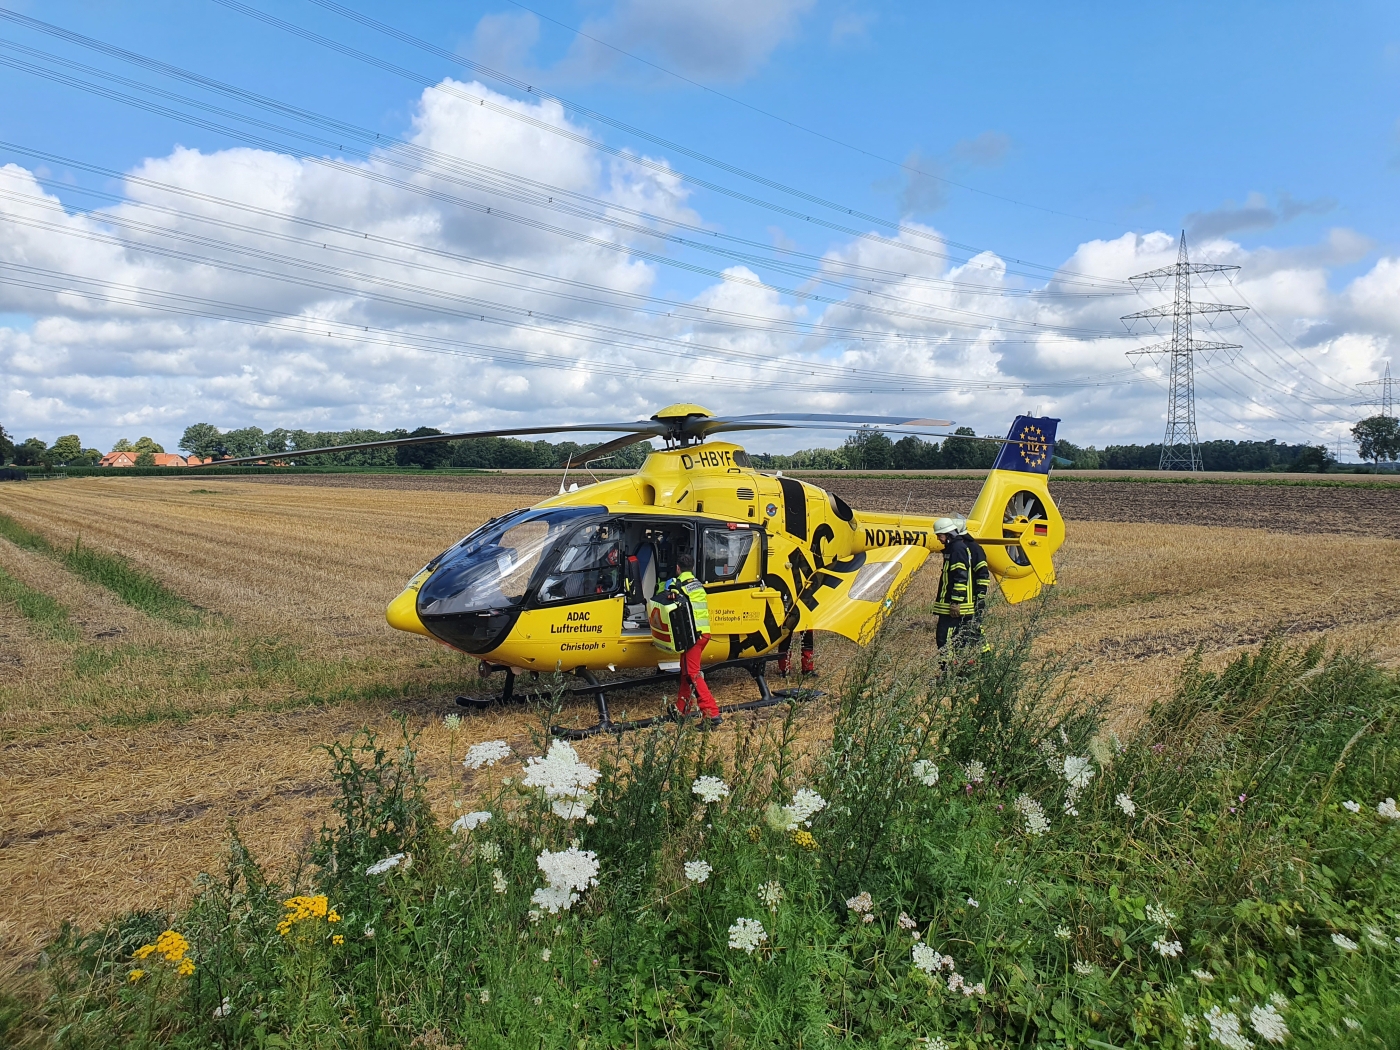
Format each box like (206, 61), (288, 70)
(664, 552), (721, 725)
(932, 516), (990, 651)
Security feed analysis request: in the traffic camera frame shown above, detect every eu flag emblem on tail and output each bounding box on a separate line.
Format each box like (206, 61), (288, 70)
(992, 416), (1060, 475)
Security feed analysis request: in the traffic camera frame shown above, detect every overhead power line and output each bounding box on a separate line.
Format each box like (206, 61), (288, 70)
(1123, 232), (1248, 471)
(1355, 363), (1394, 417)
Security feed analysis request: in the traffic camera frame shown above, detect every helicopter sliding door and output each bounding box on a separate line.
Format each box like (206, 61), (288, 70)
(700, 524), (773, 640)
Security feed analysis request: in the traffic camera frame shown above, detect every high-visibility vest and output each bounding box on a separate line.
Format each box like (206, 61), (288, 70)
(647, 571), (710, 654)
(674, 572), (710, 635)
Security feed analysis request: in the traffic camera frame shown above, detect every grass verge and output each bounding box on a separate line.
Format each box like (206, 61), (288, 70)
(14, 623), (1399, 1048)
(0, 513), (198, 624)
(0, 567), (77, 641)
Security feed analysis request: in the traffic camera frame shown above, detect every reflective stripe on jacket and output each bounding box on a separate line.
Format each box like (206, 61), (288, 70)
(932, 536), (990, 616)
(665, 571), (710, 635)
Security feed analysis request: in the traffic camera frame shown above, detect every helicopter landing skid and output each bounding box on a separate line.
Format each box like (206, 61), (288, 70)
(452, 660), (819, 739)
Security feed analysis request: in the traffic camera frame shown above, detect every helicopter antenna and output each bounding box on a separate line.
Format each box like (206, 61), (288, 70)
(559, 453), (574, 495)
(897, 492), (913, 530)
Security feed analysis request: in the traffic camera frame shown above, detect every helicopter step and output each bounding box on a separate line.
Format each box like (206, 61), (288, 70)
(453, 659), (819, 739)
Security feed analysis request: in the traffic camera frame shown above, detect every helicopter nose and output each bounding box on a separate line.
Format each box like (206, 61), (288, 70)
(386, 584), (433, 637)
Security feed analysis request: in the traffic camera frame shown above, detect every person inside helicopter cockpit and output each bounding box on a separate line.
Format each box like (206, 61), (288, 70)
(537, 522), (623, 603)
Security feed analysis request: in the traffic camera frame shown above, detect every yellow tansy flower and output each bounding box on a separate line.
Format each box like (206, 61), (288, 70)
(793, 829), (819, 851)
(332, 935), (345, 946)
(176, 958), (196, 977)
(132, 944), (156, 961)
(128, 969), (145, 983)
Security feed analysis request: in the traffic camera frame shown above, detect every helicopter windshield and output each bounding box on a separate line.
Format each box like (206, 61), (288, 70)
(418, 507), (602, 618)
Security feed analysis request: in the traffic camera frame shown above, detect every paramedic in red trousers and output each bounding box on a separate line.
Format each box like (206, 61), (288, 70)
(775, 630), (815, 676)
(667, 552), (722, 727)
(932, 516), (991, 652)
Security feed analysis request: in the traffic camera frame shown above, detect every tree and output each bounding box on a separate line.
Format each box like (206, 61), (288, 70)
(0, 423), (12, 463)
(112, 438), (134, 452)
(1351, 415), (1400, 467)
(49, 434), (83, 465)
(1292, 445), (1336, 473)
(132, 436), (164, 454)
(396, 427), (451, 469)
(220, 427), (267, 458)
(940, 427), (997, 470)
(134, 450), (156, 467)
(841, 428), (894, 470)
(180, 423), (223, 458)
(13, 437), (47, 466)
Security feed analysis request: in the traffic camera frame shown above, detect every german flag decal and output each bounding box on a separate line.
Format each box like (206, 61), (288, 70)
(1034, 522), (1048, 536)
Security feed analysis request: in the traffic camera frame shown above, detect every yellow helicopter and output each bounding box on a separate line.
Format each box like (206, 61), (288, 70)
(215, 406), (1064, 735)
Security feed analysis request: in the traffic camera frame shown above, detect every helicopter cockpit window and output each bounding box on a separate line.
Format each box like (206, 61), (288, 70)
(701, 528), (757, 584)
(417, 507), (601, 618)
(537, 521), (624, 603)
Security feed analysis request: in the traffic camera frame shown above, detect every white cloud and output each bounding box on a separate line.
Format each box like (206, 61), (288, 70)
(0, 80), (1393, 458)
(555, 0), (816, 83)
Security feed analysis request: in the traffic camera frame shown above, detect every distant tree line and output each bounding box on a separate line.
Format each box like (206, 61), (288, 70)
(752, 427), (1000, 471)
(176, 423), (652, 470)
(1054, 437), (1341, 473)
(4, 417), (1395, 474)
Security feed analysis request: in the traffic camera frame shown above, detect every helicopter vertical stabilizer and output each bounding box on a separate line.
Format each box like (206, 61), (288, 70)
(965, 416), (1064, 603)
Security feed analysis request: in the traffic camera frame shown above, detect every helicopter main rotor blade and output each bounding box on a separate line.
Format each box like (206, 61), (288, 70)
(558, 432), (652, 468)
(716, 413), (955, 427)
(698, 412), (953, 438)
(205, 420), (666, 467)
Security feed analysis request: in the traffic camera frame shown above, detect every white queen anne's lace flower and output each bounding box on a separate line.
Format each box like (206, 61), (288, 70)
(1249, 1003), (1289, 1044)
(1063, 755), (1095, 790)
(912, 760), (939, 787)
(451, 811), (492, 833)
(963, 759), (986, 784)
(1204, 1006), (1252, 1050)
(1072, 960), (1094, 976)
(684, 860), (712, 884)
(1116, 793), (1137, 816)
(530, 846), (599, 914)
(523, 741), (601, 819)
(366, 853), (405, 876)
(1192, 968), (1215, 983)
(691, 776), (730, 803)
(757, 880), (784, 910)
(464, 740), (511, 770)
(1342, 800), (1361, 813)
(1054, 925), (1072, 940)
(912, 943), (955, 975)
(846, 891), (875, 921)
(898, 912), (917, 930)
(1146, 903), (1177, 927)
(1378, 798), (1399, 820)
(1331, 933), (1358, 950)
(727, 917), (767, 954)
(1015, 793), (1050, 836)
(491, 868), (508, 894)
(1151, 939), (1183, 958)
(786, 788), (827, 827)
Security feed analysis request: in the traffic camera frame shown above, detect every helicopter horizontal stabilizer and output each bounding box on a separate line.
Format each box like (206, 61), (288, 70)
(798, 544), (931, 645)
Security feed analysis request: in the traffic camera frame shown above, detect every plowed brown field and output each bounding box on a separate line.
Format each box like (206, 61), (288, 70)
(1, 473), (1398, 975)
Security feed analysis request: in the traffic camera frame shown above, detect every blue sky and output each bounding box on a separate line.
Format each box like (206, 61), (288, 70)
(1, 0), (1397, 454)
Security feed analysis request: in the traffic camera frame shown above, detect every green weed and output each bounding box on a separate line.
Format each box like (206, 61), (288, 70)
(0, 566), (77, 641)
(18, 625), (1400, 1048)
(0, 513), (199, 624)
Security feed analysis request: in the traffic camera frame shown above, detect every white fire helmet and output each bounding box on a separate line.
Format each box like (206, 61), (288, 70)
(933, 516), (966, 537)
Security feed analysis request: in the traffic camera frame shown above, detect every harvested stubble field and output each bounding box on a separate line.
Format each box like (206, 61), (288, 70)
(1, 472), (1398, 978)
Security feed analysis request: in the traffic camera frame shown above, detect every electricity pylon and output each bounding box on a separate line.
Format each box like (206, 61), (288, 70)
(1122, 232), (1248, 471)
(1355, 363), (1393, 417)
